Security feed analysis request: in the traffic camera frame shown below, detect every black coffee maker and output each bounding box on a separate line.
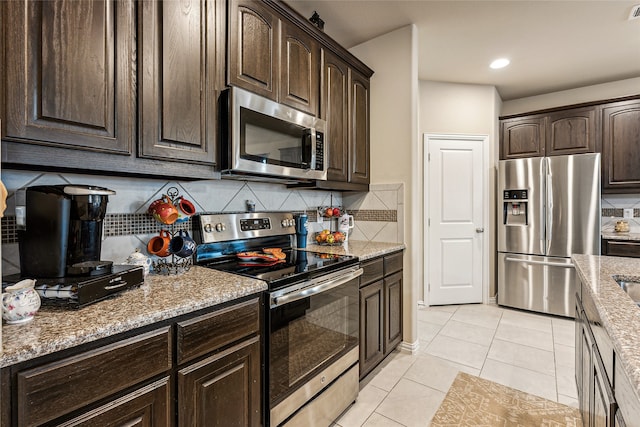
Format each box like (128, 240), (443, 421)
(18, 185), (116, 278)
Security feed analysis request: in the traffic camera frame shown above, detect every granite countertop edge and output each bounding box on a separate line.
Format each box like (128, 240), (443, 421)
(305, 240), (405, 260)
(602, 232), (640, 242)
(0, 266), (267, 368)
(0, 241), (404, 368)
(572, 254), (640, 401)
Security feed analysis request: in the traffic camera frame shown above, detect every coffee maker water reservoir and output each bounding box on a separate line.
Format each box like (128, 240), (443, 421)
(18, 185), (115, 278)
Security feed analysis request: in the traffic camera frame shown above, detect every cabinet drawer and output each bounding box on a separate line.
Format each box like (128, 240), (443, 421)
(17, 327), (172, 427)
(360, 258), (384, 287)
(384, 252), (403, 275)
(177, 297), (260, 365)
(603, 240), (640, 258)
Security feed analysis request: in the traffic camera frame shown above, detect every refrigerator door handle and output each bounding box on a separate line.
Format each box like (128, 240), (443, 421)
(504, 256), (575, 268)
(546, 159), (553, 254)
(539, 159), (546, 254)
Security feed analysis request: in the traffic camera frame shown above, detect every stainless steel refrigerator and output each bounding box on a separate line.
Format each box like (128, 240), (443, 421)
(497, 153), (600, 317)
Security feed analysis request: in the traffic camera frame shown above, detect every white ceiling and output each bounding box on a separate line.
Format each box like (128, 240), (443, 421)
(286, 0), (640, 100)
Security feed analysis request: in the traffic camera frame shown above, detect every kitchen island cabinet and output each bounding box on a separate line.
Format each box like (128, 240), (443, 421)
(573, 255), (640, 427)
(0, 267), (266, 426)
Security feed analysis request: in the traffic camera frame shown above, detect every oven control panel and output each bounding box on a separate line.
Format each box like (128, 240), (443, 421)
(194, 212), (296, 244)
(240, 218), (271, 231)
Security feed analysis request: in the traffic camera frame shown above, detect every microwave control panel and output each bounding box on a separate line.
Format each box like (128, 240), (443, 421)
(315, 132), (324, 170)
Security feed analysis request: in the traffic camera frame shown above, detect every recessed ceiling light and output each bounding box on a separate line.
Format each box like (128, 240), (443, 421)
(490, 58), (510, 69)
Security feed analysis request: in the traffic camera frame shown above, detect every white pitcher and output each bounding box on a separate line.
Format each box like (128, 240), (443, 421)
(2, 279), (41, 324)
(338, 213), (355, 239)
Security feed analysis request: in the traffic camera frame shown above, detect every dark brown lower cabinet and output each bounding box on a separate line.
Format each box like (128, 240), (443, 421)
(359, 251), (404, 379)
(178, 336), (261, 427)
(601, 239), (640, 258)
(1, 296), (262, 427)
(359, 280), (384, 377)
(576, 288), (624, 427)
(57, 377), (171, 427)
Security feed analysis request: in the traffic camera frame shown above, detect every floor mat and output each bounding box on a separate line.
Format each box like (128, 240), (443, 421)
(430, 372), (583, 427)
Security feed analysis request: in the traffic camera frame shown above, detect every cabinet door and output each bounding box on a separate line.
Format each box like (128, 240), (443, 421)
(322, 50), (350, 182)
(3, 0), (135, 154)
(179, 336), (261, 427)
(602, 100), (640, 192)
(138, 0), (221, 164)
(349, 69), (371, 184)
(359, 280), (384, 379)
(592, 344), (616, 427)
(546, 107), (597, 156)
(56, 377), (171, 427)
(228, 0), (278, 100)
(580, 326), (593, 426)
(384, 271), (403, 354)
(500, 117), (545, 159)
(280, 21), (319, 115)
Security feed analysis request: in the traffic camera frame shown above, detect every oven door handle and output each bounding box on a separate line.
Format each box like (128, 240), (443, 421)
(272, 267), (363, 308)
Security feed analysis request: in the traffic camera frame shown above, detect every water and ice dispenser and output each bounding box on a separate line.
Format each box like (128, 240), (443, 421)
(502, 189), (528, 225)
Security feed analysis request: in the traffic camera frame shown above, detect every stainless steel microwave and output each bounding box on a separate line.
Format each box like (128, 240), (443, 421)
(221, 87), (327, 181)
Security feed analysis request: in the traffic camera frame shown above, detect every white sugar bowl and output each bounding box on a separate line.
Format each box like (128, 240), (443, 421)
(126, 248), (152, 276)
(2, 279), (41, 324)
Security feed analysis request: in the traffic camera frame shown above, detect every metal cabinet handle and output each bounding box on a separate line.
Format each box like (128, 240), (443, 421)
(476, 228), (484, 233)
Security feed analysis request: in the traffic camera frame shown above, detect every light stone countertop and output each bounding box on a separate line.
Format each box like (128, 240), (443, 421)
(572, 254), (640, 402)
(0, 241), (403, 368)
(305, 240), (405, 260)
(0, 266), (267, 368)
(602, 232), (640, 242)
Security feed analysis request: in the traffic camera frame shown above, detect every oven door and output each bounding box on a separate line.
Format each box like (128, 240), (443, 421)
(267, 266), (362, 426)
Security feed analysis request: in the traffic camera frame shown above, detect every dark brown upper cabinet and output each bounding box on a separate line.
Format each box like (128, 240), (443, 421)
(546, 106), (598, 156)
(500, 116), (546, 159)
(601, 99), (640, 193)
(138, 0), (222, 165)
(228, 0), (278, 101)
(501, 106), (598, 159)
(320, 51), (370, 186)
(322, 50), (350, 182)
(349, 69), (371, 184)
(280, 20), (319, 115)
(228, 0), (319, 115)
(3, 0), (135, 154)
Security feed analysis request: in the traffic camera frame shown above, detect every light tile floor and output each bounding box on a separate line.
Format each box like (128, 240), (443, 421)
(333, 303), (577, 427)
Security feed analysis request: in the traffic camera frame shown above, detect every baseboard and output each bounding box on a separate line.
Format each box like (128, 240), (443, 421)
(398, 340), (419, 354)
(488, 296), (497, 305)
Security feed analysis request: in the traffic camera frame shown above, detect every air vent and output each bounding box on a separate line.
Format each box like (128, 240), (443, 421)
(629, 4), (640, 20)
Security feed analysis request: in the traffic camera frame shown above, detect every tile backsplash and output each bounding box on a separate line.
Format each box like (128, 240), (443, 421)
(601, 193), (640, 233)
(1, 170), (403, 276)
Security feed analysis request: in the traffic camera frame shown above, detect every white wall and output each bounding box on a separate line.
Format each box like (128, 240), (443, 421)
(501, 77), (640, 116)
(419, 81), (502, 300)
(349, 25), (419, 349)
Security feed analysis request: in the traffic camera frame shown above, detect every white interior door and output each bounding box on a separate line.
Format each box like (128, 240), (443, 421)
(427, 135), (484, 305)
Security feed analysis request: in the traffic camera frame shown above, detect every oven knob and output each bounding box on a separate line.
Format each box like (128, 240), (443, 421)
(215, 223), (226, 232)
(204, 223), (213, 233)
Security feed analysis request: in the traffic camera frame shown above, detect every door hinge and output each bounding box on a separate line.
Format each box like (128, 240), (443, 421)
(428, 218), (430, 227)
(428, 283), (430, 292)
(428, 153), (431, 162)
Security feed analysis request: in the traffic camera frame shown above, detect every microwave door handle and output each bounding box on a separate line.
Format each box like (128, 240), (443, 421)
(301, 129), (316, 170)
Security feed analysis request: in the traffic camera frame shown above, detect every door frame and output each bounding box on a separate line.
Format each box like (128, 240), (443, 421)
(423, 133), (490, 306)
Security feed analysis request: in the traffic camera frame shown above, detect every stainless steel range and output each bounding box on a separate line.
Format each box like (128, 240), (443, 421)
(193, 212), (362, 427)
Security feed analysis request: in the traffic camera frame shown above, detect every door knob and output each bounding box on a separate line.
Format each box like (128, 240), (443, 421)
(476, 228), (484, 233)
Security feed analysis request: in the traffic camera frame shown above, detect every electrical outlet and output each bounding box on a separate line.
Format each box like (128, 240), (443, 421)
(624, 208), (634, 218)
